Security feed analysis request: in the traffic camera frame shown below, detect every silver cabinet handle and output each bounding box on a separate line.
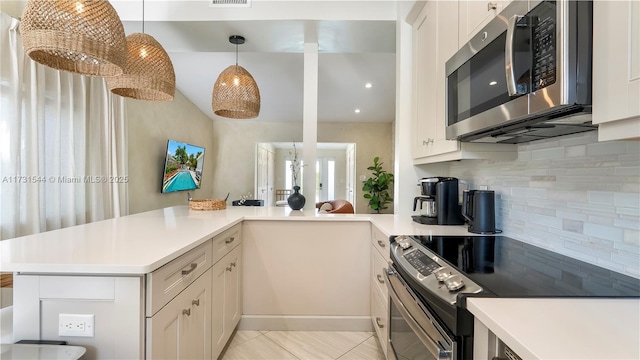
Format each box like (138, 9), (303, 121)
(181, 263), (197, 276)
(230, 262), (237, 267)
(376, 274), (385, 284)
(192, 299), (200, 306)
(226, 266), (233, 272)
(225, 237), (235, 244)
(375, 317), (384, 328)
(182, 309), (191, 316)
(487, 1), (497, 10)
(377, 240), (386, 248)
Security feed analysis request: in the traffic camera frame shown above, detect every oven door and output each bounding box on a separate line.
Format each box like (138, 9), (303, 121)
(385, 267), (456, 360)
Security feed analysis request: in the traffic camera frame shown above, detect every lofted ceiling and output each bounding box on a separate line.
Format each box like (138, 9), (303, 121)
(114, 1), (398, 123)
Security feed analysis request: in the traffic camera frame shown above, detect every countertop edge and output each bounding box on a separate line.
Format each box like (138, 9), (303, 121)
(0, 207), (469, 275)
(467, 297), (640, 360)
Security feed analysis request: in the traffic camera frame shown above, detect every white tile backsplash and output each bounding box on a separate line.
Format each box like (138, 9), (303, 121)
(448, 131), (640, 278)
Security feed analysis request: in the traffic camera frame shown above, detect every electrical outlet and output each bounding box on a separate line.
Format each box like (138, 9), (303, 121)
(59, 314), (94, 337)
(479, 185), (489, 190)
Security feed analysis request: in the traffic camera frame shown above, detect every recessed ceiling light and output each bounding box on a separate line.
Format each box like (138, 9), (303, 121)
(365, 83), (372, 88)
(355, 109), (361, 113)
(489, 81), (498, 86)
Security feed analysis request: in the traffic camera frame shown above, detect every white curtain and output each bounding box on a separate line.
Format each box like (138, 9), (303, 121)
(0, 12), (128, 240)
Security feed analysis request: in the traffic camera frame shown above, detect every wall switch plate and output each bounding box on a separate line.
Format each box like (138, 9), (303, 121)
(58, 314), (94, 337)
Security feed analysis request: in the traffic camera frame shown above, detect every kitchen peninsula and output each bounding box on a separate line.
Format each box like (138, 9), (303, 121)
(0, 205), (470, 359)
(1, 206), (638, 360)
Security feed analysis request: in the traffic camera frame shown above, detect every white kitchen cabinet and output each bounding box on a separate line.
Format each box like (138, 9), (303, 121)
(370, 225), (389, 358)
(147, 224), (242, 360)
(592, 0), (640, 141)
(146, 240), (213, 317)
(410, 1), (516, 164)
(370, 285), (388, 358)
(212, 244), (243, 358)
(458, 1), (512, 47)
(147, 268), (213, 360)
(412, 0), (439, 160)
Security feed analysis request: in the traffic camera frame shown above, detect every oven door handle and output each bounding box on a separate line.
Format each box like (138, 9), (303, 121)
(385, 269), (452, 360)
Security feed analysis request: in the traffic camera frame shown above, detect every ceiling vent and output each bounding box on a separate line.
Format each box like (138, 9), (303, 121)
(210, 0), (251, 7)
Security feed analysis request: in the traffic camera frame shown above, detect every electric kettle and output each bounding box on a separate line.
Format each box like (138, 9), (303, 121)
(462, 190), (496, 234)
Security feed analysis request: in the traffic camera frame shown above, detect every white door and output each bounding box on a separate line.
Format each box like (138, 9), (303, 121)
(346, 145), (356, 206)
(267, 150), (275, 207)
(211, 259), (227, 358)
(224, 245), (242, 330)
(316, 158), (335, 202)
(256, 146), (268, 203)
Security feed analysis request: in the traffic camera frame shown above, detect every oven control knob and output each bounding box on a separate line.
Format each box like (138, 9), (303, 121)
(433, 267), (453, 282)
(396, 237), (412, 250)
(443, 274), (465, 292)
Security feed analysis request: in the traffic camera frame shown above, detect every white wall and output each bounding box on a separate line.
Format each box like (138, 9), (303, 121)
(212, 121), (393, 214)
(440, 132), (640, 279)
(126, 90), (215, 214)
(0, 1), (24, 19)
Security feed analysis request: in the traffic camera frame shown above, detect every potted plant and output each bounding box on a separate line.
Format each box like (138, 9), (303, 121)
(362, 156), (394, 213)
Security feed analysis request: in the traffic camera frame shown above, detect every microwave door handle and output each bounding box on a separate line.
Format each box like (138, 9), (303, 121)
(505, 15), (523, 96)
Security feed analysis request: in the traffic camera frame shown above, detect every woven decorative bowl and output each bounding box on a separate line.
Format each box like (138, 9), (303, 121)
(189, 199), (226, 211)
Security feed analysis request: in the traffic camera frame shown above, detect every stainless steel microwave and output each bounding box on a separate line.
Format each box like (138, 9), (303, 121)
(445, 0), (595, 144)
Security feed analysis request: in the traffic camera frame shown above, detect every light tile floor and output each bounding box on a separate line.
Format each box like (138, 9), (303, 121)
(220, 331), (386, 360)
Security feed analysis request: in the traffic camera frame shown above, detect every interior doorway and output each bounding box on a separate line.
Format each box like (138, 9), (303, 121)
(255, 142), (355, 207)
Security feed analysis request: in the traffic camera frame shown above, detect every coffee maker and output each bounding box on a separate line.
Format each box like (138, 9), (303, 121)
(413, 177), (465, 225)
(413, 177), (440, 223)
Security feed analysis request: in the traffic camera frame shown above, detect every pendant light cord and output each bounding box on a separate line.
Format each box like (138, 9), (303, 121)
(142, 0), (145, 34)
(235, 42), (238, 66)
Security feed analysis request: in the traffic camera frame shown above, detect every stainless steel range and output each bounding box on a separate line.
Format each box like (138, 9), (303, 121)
(386, 235), (640, 360)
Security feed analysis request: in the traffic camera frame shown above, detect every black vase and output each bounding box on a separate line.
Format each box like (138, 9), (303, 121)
(287, 186), (306, 210)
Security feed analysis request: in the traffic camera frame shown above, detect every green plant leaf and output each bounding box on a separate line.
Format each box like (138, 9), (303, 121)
(361, 156), (394, 213)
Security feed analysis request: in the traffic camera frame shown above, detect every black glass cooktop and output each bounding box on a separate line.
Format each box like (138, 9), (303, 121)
(409, 235), (640, 298)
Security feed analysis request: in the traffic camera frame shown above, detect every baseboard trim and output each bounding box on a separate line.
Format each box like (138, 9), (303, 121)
(238, 315), (374, 332)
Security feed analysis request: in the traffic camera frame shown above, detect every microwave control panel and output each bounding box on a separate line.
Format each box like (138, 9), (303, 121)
(531, 2), (557, 92)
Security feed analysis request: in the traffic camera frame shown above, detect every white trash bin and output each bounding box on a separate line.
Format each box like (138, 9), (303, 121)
(0, 344), (86, 360)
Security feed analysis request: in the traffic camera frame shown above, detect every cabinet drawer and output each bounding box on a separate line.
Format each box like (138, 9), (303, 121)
(146, 240), (212, 316)
(371, 225), (390, 260)
(371, 286), (388, 358)
(147, 268), (212, 360)
(371, 249), (389, 301)
(212, 224), (242, 264)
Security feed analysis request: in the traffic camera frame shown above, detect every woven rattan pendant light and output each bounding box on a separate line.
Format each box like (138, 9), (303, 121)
(212, 35), (261, 119)
(106, 0), (175, 101)
(20, 0), (127, 77)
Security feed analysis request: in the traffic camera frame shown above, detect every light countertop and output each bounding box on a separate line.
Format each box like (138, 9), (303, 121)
(468, 297), (640, 360)
(0, 206), (472, 274)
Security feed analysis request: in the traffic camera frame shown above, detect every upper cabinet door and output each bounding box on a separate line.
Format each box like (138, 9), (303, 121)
(592, 0), (640, 141)
(412, 2), (438, 159)
(434, 0), (461, 155)
(458, 1), (506, 47)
